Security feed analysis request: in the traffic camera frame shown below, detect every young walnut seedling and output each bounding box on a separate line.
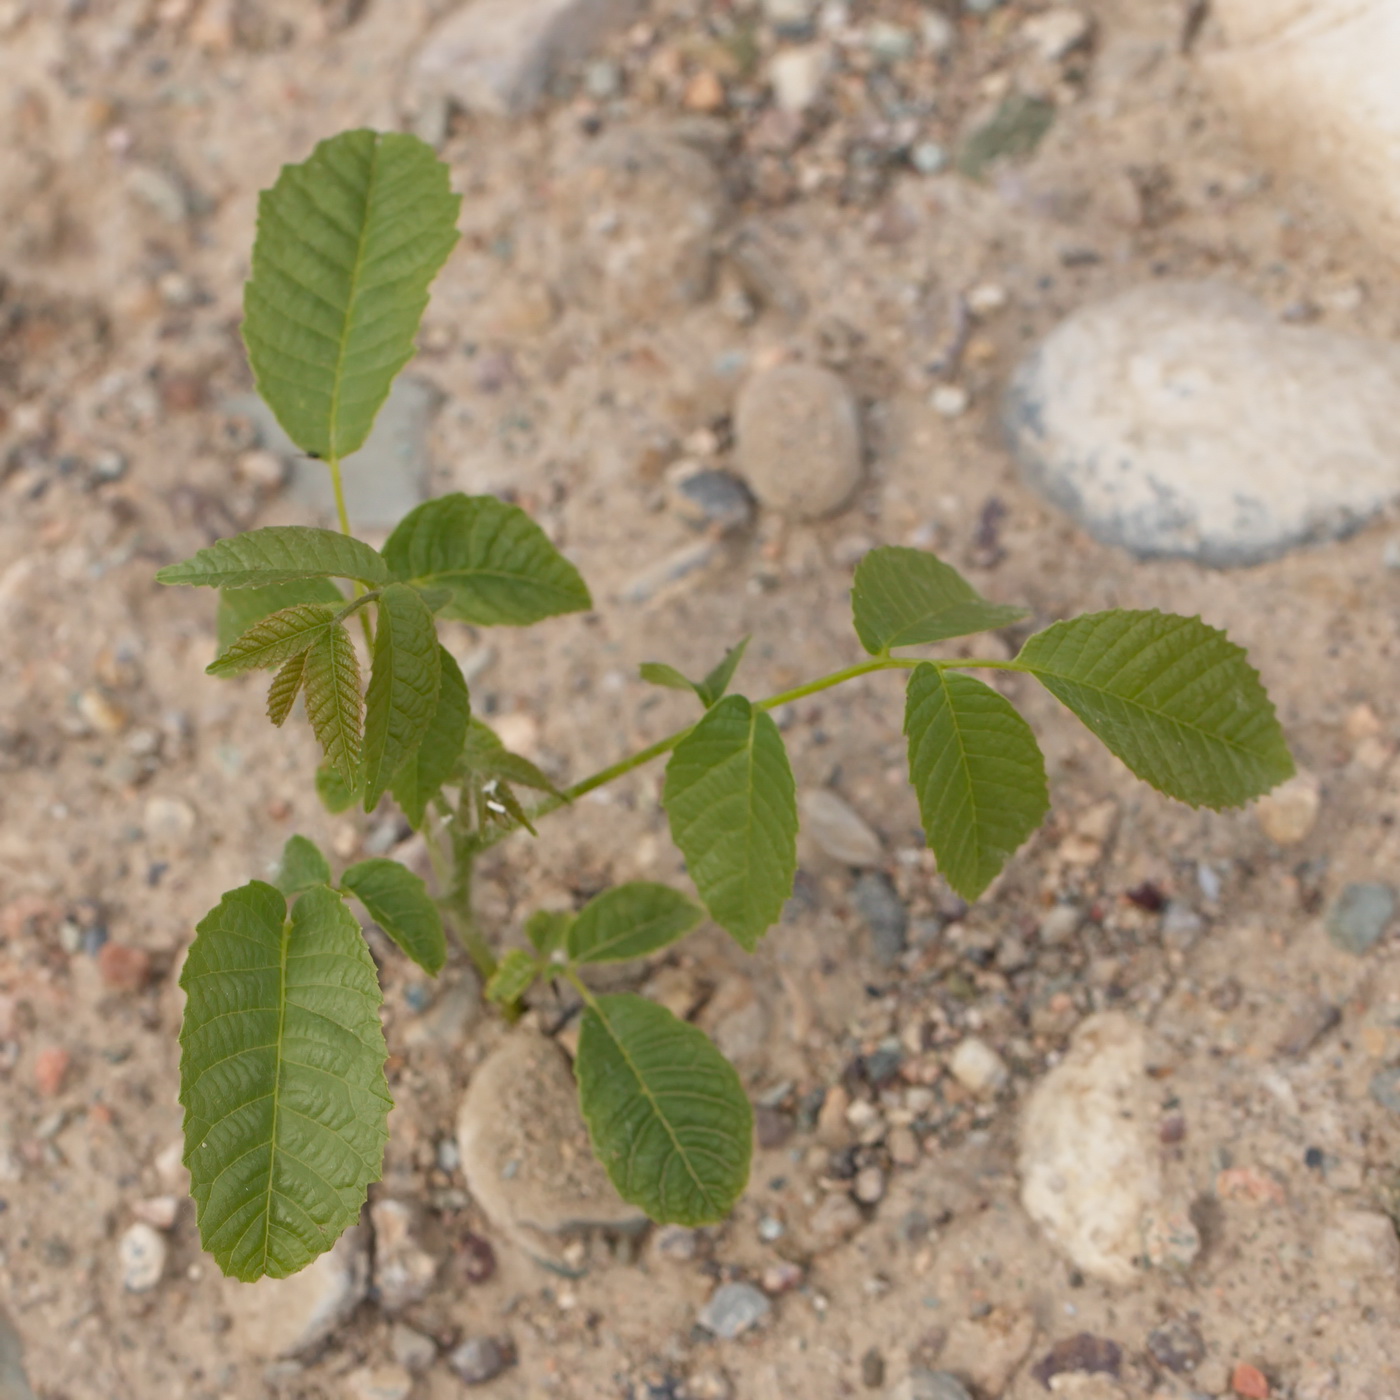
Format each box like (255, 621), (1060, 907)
(157, 130), (1294, 1282)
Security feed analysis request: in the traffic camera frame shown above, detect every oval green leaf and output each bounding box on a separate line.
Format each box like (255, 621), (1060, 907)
(179, 881), (392, 1282)
(267, 651), (308, 727)
(157, 526), (388, 590)
(1016, 609), (1295, 809)
(904, 665), (1049, 902)
(567, 883), (704, 965)
(852, 546), (1029, 654)
(576, 993), (752, 1226)
(382, 493), (592, 626)
(273, 834), (332, 896)
(242, 129), (460, 462)
(390, 645), (470, 829)
(362, 584), (441, 811)
(662, 695), (797, 951)
(341, 857), (446, 975)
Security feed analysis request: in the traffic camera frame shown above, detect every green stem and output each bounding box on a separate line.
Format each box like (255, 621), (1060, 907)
(478, 653), (1018, 851)
(426, 810), (497, 983)
(327, 454), (374, 649)
(563, 966), (599, 1014)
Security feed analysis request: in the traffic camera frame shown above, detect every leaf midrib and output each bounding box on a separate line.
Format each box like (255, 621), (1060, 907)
(327, 134), (381, 462)
(589, 1001), (720, 1218)
(258, 912), (291, 1276)
(931, 670), (984, 883)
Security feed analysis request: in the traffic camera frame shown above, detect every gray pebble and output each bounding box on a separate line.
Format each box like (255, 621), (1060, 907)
(1370, 1067), (1400, 1117)
(672, 469), (755, 533)
(1325, 882), (1396, 955)
(886, 1371), (973, 1400)
(0, 1303), (36, 1400)
(852, 871), (908, 964)
(697, 1282), (771, 1340)
(448, 1337), (513, 1386)
(910, 142), (949, 175)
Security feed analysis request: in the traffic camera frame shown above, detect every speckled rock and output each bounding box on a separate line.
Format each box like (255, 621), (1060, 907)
(1006, 282), (1400, 565)
(734, 364), (863, 520)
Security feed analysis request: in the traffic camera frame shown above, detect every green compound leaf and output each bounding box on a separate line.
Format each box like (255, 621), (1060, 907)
(157, 527), (388, 590)
(567, 883), (704, 965)
(341, 857), (445, 975)
(217, 579), (345, 653)
(316, 763), (357, 814)
(904, 665), (1049, 902)
(179, 881), (391, 1282)
(209, 603), (337, 677)
(662, 695), (797, 951)
(640, 662), (699, 696)
(242, 129), (460, 462)
(303, 623), (364, 788)
(267, 652), (308, 727)
(1017, 610), (1295, 809)
(525, 908), (574, 957)
(382, 493), (592, 627)
(696, 637), (750, 708)
(485, 950), (539, 1007)
(274, 835), (333, 896)
(361, 584), (441, 811)
(851, 546), (1029, 654)
(390, 646), (470, 829)
(577, 993), (752, 1227)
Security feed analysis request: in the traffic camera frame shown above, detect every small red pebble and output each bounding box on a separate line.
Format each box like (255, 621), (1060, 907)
(98, 942), (153, 993)
(1232, 1362), (1270, 1398)
(34, 1047), (71, 1096)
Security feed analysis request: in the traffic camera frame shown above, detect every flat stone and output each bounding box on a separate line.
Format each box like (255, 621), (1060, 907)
(734, 364), (863, 520)
(223, 1225), (369, 1358)
(118, 1223), (166, 1293)
(1005, 282), (1400, 566)
(456, 1030), (646, 1269)
(0, 1303), (36, 1400)
(1325, 882), (1395, 955)
(800, 789), (883, 867)
(697, 1282), (771, 1339)
(1018, 1013), (1158, 1285)
(415, 0), (640, 117)
(225, 376), (441, 531)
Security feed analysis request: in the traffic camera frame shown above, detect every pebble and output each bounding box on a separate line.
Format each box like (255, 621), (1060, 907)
(697, 1282), (771, 1340)
(671, 468), (755, 533)
(762, 0), (817, 35)
(33, 1048), (70, 1097)
(888, 1126), (920, 1167)
(369, 1199), (439, 1313)
(1231, 1362), (1270, 1398)
(734, 364), (863, 521)
(1147, 1318), (1205, 1375)
(867, 21), (915, 62)
(1254, 772), (1320, 845)
(415, 0), (633, 116)
(449, 1337), (514, 1386)
(921, 13), (956, 54)
(807, 1190), (864, 1249)
(77, 689), (127, 736)
(126, 165), (189, 224)
(345, 1365), (413, 1400)
(132, 1196), (180, 1231)
(852, 871), (908, 964)
(456, 1031), (645, 1269)
(98, 943), (152, 993)
(760, 1260), (804, 1294)
(584, 58), (621, 99)
(0, 1302), (35, 1400)
(234, 449), (286, 490)
(853, 1165), (886, 1204)
(1324, 882), (1395, 955)
(222, 1225), (369, 1358)
(769, 45), (830, 113)
(1039, 903), (1084, 946)
(118, 1222), (166, 1293)
(389, 1323), (437, 1373)
(143, 795), (196, 851)
(886, 1374), (972, 1400)
(1005, 282), (1400, 566)
(800, 789), (883, 867)
(683, 70), (725, 113)
(815, 1084), (851, 1146)
(930, 384), (970, 418)
(1032, 1334), (1122, 1388)
(910, 142), (950, 175)
(1019, 1013), (1157, 1285)
(1140, 1205), (1201, 1270)
(948, 1037), (1008, 1097)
